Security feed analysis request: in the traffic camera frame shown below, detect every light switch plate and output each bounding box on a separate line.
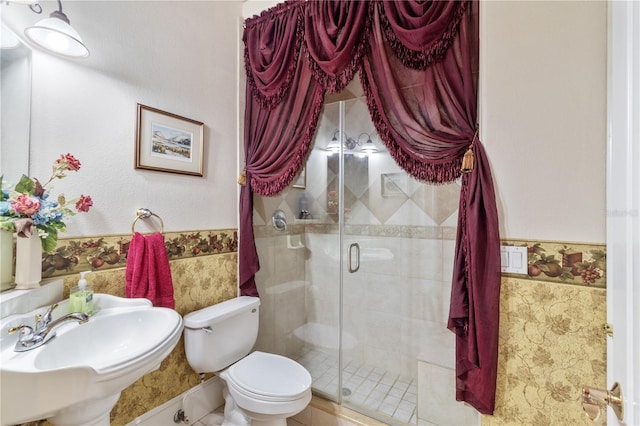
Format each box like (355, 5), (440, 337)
(500, 246), (528, 274)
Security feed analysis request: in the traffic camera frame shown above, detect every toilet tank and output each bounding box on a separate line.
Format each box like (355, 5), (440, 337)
(183, 296), (260, 373)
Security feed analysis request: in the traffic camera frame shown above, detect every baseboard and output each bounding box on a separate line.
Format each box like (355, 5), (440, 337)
(306, 396), (388, 426)
(126, 377), (224, 426)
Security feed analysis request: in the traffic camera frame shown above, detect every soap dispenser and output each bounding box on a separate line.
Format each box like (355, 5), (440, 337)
(70, 271), (94, 316)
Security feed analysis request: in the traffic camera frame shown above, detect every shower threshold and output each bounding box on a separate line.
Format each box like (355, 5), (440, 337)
(296, 348), (418, 425)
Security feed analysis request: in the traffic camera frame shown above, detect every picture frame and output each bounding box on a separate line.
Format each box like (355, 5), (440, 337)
(292, 166), (306, 189)
(135, 103), (204, 176)
(381, 172), (407, 197)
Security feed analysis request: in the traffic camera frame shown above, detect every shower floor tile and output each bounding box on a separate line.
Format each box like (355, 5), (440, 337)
(296, 348), (417, 425)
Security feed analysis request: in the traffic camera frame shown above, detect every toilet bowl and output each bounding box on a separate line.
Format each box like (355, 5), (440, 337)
(183, 297), (311, 426)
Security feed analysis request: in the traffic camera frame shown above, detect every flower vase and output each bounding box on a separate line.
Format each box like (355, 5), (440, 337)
(0, 230), (13, 290)
(14, 232), (42, 289)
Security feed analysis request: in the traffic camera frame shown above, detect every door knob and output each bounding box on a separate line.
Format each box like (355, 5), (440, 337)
(582, 382), (624, 422)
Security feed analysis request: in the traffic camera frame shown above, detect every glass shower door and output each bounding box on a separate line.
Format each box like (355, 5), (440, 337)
(293, 100), (343, 402)
(337, 96), (423, 425)
(292, 86), (465, 425)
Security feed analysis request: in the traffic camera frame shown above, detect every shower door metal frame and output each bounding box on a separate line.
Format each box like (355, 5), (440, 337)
(337, 100), (346, 406)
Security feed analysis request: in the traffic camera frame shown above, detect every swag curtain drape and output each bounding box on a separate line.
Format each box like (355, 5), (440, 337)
(241, 0), (500, 415)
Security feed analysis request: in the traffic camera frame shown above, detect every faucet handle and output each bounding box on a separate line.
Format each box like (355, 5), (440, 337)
(36, 303), (59, 330)
(8, 325), (33, 335)
(8, 325), (35, 343)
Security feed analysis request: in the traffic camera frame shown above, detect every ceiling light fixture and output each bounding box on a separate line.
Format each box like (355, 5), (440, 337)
(24, 0), (89, 58)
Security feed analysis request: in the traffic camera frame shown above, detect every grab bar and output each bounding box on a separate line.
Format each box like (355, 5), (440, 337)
(348, 242), (360, 273)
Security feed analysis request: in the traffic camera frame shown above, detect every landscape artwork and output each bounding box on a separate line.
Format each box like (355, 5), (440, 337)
(135, 103), (204, 176)
(150, 122), (193, 162)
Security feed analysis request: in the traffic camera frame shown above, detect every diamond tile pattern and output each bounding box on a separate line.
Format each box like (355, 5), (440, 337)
(253, 93), (461, 228)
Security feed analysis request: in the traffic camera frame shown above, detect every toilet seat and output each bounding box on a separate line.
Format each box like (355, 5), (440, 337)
(226, 351), (311, 402)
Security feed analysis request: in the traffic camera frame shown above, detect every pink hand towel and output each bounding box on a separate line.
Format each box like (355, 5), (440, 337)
(125, 232), (175, 309)
(125, 232), (148, 300)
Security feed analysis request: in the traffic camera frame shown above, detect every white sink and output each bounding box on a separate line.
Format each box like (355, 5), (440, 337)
(0, 294), (183, 426)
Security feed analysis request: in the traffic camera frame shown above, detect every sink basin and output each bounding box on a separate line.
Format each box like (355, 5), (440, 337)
(0, 294), (183, 426)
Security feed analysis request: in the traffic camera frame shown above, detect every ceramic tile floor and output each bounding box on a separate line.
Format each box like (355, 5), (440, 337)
(296, 349), (417, 425)
(192, 349), (417, 426)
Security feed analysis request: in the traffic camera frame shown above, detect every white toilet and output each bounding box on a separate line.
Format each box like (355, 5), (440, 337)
(183, 296), (312, 426)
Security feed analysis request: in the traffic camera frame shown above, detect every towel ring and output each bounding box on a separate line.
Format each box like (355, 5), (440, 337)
(131, 208), (165, 233)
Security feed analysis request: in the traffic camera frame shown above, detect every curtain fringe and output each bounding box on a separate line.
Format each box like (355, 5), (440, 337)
(243, 0), (465, 105)
(303, 41), (365, 94)
(243, 7), (304, 110)
(302, 1), (373, 93)
(250, 86), (325, 196)
(359, 67), (463, 184)
(378, 0), (469, 71)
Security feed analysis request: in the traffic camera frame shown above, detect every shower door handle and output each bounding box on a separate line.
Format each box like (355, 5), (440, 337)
(348, 243), (360, 273)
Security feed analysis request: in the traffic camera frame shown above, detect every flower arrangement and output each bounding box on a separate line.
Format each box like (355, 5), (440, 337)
(0, 154), (93, 253)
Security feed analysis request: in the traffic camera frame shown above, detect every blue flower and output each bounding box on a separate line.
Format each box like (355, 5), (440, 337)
(0, 201), (10, 215)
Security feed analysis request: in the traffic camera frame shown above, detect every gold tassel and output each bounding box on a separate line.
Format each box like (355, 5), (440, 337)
(461, 146), (474, 173)
(237, 169), (246, 186)
(462, 125), (479, 173)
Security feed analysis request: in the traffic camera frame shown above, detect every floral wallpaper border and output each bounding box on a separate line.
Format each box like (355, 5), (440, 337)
(501, 239), (606, 289)
(36, 229), (238, 280)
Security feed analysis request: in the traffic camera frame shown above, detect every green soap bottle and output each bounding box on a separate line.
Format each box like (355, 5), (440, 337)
(70, 271), (94, 316)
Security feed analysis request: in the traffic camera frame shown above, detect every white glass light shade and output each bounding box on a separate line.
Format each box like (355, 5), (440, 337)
(326, 136), (341, 152)
(25, 16), (89, 58)
(360, 139), (378, 153)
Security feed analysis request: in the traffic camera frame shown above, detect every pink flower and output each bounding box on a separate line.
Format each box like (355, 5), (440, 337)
(11, 194), (41, 216)
(56, 153), (82, 172)
(75, 195), (93, 213)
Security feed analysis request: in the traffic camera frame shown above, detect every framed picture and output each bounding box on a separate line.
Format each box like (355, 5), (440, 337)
(292, 166), (306, 189)
(381, 172), (407, 197)
(135, 103), (204, 176)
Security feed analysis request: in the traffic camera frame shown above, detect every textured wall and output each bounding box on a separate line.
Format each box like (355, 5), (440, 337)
(1, 1), (242, 239)
(480, 0), (607, 243)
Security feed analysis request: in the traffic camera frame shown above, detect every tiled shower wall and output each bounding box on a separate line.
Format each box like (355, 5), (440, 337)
(253, 224), (460, 371)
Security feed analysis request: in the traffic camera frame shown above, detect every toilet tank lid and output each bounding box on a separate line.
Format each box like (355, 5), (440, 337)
(184, 296), (260, 328)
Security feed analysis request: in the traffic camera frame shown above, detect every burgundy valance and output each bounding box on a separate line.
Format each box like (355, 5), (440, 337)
(303, 0), (370, 93)
(241, 0), (500, 415)
(244, 1), (304, 109)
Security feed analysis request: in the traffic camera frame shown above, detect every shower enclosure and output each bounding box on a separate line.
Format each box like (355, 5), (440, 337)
(252, 82), (479, 426)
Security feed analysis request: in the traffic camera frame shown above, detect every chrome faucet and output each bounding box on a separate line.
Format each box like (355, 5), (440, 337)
(7, 303), (89, 352)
